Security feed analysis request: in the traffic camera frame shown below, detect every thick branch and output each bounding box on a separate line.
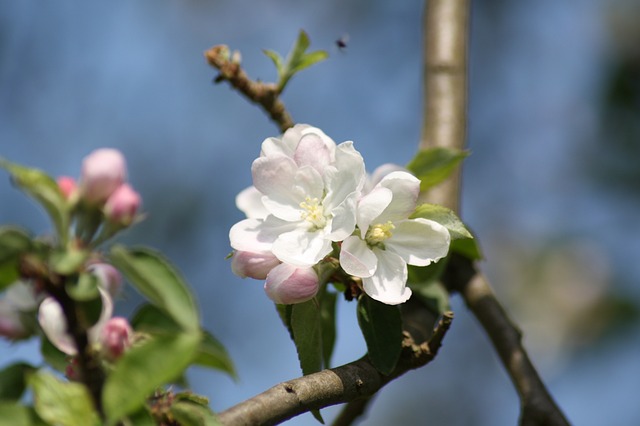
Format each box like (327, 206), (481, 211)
(219, 312), (453, 426)
(205, 45), (294, 132)
(421, 1), (569, 424)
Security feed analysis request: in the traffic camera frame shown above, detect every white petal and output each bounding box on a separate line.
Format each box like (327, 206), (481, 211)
(365, 163), (409, 193)
(229, 217), (298, 253)
(385, 218), (451, 266)
(272, 229), (333, 267)
(339, 236), (377, 278)
(252, 156), (303, 216)
(236, 186), (269, 219)
(356, 187), (393, 238)
(376, 171), (420, 223)
(38, 297), (76, 355)
(325, 192), (357, 241)
(362, 250), (411, 305)
(323, 142), (365, 211)
(300, 126), (337, 160)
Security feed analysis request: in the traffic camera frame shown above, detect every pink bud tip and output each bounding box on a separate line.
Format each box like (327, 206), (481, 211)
(231, 251), (280, 280)
(57, 176), (77, 200)
(81, 148), (127, 204)
(103, 184), (141, 225)
(264, 263), (319, 305)
(100, 317), (133, 361)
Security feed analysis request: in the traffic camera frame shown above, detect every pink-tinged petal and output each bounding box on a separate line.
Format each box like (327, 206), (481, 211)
(252, 156), (302, 211)
(375, 171), (420, 223)
(300, 126), (337, 160)
(325, 192), (357, 241)
(264, 263), (319, 305)
(261, 124), (310, 158)
(272, 230), (333, 267)
(236, 186), (269, 219)
(294, 133), (332, 173)
(356, 187), (393, 238)
(323, 142), (365, 211)
(229, 217), (298, 253)
(339, 236), (377, 278)
(100, 317), (133, 361)
(385, 218), (451, 266)
(231, 251), (280, 280)
(103, 183), (141, 226)
(86, 288), (114, 350)
(80, 148), (127, 204)
(362, 250), (411, 305)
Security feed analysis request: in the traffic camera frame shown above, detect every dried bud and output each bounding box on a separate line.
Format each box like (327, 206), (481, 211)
(80, 148), (127, 204)
(264, 263), (319, 305)
(231, 251), (280, 280)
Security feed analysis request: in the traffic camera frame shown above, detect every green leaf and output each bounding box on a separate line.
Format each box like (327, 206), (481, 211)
(103, 332), (201, 425)
(29, 370), (100, 426)
(170, 400), (221, 426)
(0, 159), (69, 241)
(319, 291), (337, 369)
(40, 337), (69, 373)
(451, 237), (483, 260)
(357, 296), (403, 375)
(109, 245), (199, 333)
(0, 362), (35, 401)
(291, 299), (323, 376)
(263, 49), (284, 77)
(66, 272), (100, 301)
(131, 304), (236, 378)
(276, 30), (328, 92)
(120, 408), (155, 426)
(49, 248), (88, 276)
(275, 303), (294, 340)
(0, 227), (32, 290)
(411, 204), (473, 240)
(406, 147), (469, 190)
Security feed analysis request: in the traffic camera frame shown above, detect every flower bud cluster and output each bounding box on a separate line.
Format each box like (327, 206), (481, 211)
(229, 125), (452, 306)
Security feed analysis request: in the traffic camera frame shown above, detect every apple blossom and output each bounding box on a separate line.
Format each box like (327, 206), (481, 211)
(231, 250), (280, 280)
(100, 316), (133, 361)
(80, 148), (127, 204)
(264, 263), (319, 304)
(230, 125), (366, 267)
(103, 183), (141, 225)
(87, 262), (123, 297)
(340, 171), (451, 305)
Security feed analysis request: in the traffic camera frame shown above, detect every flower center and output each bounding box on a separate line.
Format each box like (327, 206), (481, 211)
(365, 221), (395, 246)
(300, 197), (327, 229)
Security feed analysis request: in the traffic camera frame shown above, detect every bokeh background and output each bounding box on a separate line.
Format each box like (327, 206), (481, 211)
(2, 0), (640, 424)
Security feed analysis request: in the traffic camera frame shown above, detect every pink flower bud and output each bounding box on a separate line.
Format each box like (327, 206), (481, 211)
(81, 148), (127, 204)
(100, 317), (133, 361)
(57, 176), (78, 200)
(87, 263), (123, 297)
(103, 184), (141, 225)
(264, 263), (319, 305)
(231, 251), (280, 280)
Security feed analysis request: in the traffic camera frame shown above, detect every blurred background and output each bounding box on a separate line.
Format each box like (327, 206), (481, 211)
(1, 0), (639, 424)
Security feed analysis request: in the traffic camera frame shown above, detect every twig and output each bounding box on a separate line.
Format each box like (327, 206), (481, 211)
(205, 45), (294, 133)
(421, 1), (570, 424)
(218, 313), (454, 426)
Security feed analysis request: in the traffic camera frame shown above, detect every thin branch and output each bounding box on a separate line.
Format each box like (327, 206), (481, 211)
(205, 45), (294, 133)
(218, 312), (454, 426)
(421, 1), (570, 424)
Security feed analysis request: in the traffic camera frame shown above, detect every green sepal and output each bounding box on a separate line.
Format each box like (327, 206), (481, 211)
(170, 393), (221, 426)
(406, 147), (469, 191)
(0, 362), (36, 401)
(357, 296), (403, 375)
(66, 272), (100, 301)
(109, 245), (200, 333)
(49, 248), (88, 276)
(102, 332), (201, 425)
(0, 158), (69, 243)
(29, 370), (100, 426)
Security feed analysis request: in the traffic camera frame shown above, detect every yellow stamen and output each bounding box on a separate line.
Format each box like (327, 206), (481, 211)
(366, 221), (395, 246)
(300, 197), (326, 229)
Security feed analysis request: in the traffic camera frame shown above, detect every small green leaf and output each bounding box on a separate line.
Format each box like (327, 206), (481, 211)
(357, 296), (403, 375)
(275, 303), (294, 340)
(451, 238), (483, 260)
(29, 370), (100, 426)
(411, 204), (473, 240)
(0, 362), (35, 401)
(276, 30), (328, 92)
(320, 291), (337, 369)
(49, 248), (88, 276)
(408, 262), (451, 315)
(170, 400), (221, 426)
(291, 300), (323, 376)
(120, 408), (155, 426)
(263, 49), (284, 76)
(66, 272), (100, 301)
(103, 332), (201, 425)
(109, 245), (199, 333)
(0, 159), (69, 241)
(406, 147), (469, 190)
(131, 304), (236, 378)
(40, 337), (69, 373)
(0, 227), (33, 290)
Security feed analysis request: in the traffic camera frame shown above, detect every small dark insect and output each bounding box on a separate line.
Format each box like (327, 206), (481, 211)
(335, 34), (349, 51)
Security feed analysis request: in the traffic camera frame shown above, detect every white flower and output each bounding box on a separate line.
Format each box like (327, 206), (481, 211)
(339, 171), (451, 305)
(230, 125), (366, 267)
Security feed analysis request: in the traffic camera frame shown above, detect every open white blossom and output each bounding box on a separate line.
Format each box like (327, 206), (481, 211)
(230, 125), (366, 267)
(340, 171), (451, 305)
